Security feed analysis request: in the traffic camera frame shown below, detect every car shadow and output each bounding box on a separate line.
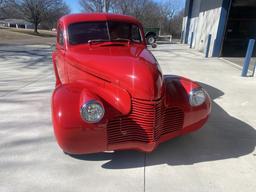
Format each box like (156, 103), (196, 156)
(69, 83), (256, 169)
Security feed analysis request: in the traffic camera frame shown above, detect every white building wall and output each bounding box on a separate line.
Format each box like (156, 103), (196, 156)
(183, 0), (223, 57)
(188, 0), (201, 48)
(195, 7), (222, 56)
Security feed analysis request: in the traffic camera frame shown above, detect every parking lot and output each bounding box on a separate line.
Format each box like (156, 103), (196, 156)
(0, 43), (256, 192)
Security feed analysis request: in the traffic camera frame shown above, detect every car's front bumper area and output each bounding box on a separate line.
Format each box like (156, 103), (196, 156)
(52, 99), (209, 154)
(106, 96), (210, 153)
(108, 117), (209, 153)
(52, 77), (211, 155)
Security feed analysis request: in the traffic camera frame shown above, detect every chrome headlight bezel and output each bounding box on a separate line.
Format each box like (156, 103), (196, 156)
(189, 88), (206, 107)
(80, 100), (105, 123)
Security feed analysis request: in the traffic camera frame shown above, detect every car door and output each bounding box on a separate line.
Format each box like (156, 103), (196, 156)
(55, 24), (68, 84)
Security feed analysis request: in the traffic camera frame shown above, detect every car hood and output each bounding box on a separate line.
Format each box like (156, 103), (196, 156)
(67, 44), (163, 100)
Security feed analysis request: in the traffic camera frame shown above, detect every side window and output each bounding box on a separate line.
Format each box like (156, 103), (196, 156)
(131, 25), (142, 42)
(57, 27), (64, 46)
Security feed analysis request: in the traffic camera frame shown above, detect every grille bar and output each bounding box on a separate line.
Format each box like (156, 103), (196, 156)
(107, 98), (184, 145)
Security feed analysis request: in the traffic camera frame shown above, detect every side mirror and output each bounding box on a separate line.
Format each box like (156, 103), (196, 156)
(151, 43), (157, 48)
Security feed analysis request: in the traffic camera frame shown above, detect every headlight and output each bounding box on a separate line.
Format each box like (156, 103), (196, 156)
(80, 100), (105, 123)
(189, 88), (206, 106)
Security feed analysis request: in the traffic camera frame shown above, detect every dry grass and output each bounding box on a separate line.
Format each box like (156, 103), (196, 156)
(3, 27), (56, 37)
(0, 27), (55, 45)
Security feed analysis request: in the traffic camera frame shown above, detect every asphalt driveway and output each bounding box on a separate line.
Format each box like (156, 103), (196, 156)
(0, 44), (255, 192)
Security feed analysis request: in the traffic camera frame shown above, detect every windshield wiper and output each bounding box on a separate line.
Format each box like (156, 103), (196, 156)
(111, 38), (131, 42)
(111, 38), (132, 46)
(88, 39), (110, 44)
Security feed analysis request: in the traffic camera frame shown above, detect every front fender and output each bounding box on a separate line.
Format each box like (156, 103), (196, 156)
(164, 75), (211, 133)
(51, 81), (131, 154)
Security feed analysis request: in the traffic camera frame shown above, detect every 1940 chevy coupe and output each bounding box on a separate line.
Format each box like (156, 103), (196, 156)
(51, 13), (211, 155)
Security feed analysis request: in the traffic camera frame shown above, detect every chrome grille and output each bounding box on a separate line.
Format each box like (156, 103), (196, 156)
(107, 98), (184, 145)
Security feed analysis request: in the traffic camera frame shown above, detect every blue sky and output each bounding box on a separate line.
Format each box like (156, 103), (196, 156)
(64, 0), (185, 13)
(64, 0), (81, 13)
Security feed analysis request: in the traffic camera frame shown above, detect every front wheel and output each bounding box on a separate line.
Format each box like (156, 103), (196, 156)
(146, 35), (156, 45)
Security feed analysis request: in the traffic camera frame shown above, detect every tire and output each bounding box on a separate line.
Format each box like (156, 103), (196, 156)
(146, 35), (156, 45)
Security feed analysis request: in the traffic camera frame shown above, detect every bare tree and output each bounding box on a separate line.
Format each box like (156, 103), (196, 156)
(113, 0), (161, 27)
(78, 0), (184, 36)
(138, 0), (161, 27)
(20, 0), (69, 33)
(79, 0), (113, 13)
(169, 9), (184, 38)
(111, 0), (130, 14)
(0, 0), (7, 8)
(159, 0), (180, 34)
(41, 0), (70, 29)
(159, 0), (176, 19)
(0, 0), (21, 19)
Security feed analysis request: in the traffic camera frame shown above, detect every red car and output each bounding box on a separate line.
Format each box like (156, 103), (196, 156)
(51, 13), (211, 155)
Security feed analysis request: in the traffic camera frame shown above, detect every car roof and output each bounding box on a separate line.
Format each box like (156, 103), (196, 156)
(60, 13), (141, 27)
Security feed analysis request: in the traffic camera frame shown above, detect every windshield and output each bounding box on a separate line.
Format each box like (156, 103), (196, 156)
(68, 21), (142, 45)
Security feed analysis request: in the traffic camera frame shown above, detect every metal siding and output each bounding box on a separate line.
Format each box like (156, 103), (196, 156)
(188, 0), (201, 48)
(184, 0), (194, 43)
(183, 0), (225, 57)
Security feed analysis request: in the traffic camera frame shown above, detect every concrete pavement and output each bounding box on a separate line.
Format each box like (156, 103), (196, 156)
(148, 44), (256, 192)
(223, 57), (256, 72)
(0, 44), (255, 192)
